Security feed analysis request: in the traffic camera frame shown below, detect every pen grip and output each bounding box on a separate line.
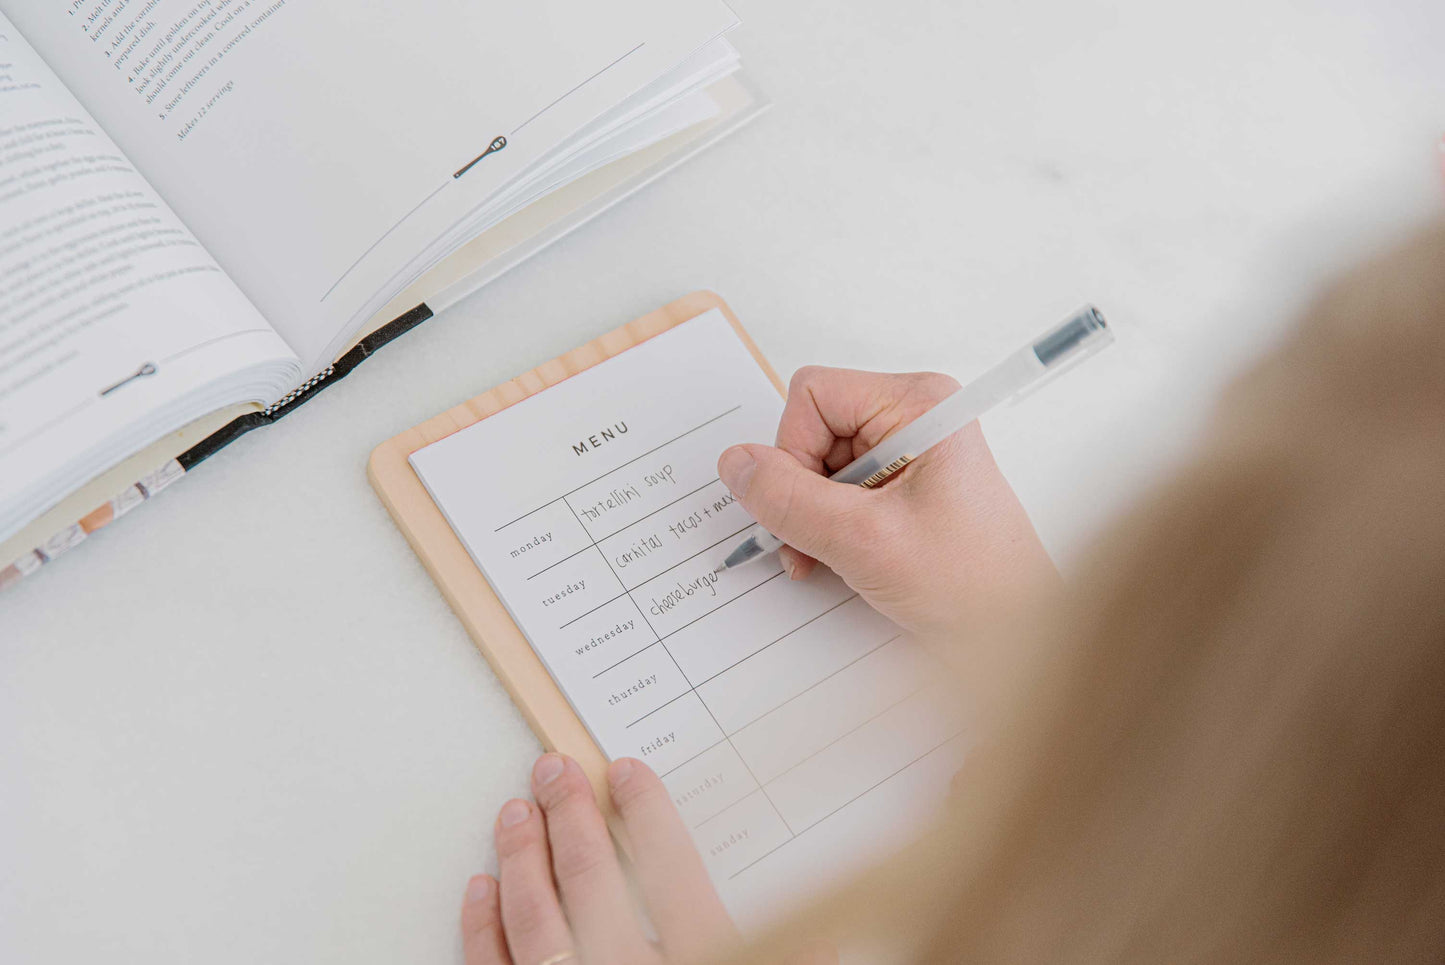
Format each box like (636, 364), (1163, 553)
(829, 347), (1043, 487)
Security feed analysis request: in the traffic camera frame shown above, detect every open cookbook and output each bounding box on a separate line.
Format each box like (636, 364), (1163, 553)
(0, 0), (760, 587)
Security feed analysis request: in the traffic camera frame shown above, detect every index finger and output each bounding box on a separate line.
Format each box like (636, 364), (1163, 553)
(777, 367), (962, 475)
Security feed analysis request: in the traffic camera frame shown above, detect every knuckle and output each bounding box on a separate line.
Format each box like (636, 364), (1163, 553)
(534, 766), (592, 812)
(462, 891), (501, 939)
(766, 471), (806, 536)
(913, 370), (962, 401)
(611, 768), (666, 815)
(788, 365), (824, 393)
(549, 833), (613, 885)
(466, 910), (503, 941)
(503, 887), (554, 937)
(494, 817), (542, 860)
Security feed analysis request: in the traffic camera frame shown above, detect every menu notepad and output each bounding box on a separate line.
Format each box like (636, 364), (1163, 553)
(396, 300), (967, 926)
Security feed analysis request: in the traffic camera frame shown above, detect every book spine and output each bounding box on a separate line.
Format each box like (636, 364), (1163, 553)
(1, 303), (434, 590)
(179, 303), (435, 470)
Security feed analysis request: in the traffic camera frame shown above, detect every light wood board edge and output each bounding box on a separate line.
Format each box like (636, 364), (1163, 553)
(368, 291), (784, 814)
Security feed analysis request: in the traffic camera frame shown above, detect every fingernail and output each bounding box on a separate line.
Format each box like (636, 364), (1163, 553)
(718, 447), (756, 497)
(465, 875), (492, 903)
(533, 754), (564, 785)
(607, 758), (635, 789)
(781, 554), (798, 580)
(499, 799), (530, 828)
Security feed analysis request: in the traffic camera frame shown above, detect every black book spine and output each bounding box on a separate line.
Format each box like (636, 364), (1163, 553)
(177, 302), (435, 471)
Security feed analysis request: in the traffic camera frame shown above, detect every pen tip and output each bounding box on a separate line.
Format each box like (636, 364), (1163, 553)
(721, 536), (761, 570)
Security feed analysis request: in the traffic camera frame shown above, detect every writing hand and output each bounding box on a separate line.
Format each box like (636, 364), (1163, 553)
(717, 367), (1055, 639)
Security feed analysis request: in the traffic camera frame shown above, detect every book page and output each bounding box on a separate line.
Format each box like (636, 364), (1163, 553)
(1, 0), (739, 370)
(0, 13), (297, 543)
(408, 311), (969, 929)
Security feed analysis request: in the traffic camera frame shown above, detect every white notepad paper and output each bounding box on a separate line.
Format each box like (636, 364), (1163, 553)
(409, 310), (968, 927)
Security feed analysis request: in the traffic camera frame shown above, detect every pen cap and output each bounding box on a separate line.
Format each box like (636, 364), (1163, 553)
(1034, 305), (1111, 367)
(1008, 305), (1113, 404)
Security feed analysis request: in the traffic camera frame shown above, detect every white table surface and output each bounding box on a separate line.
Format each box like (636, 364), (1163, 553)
(3, 1), (1441, 961)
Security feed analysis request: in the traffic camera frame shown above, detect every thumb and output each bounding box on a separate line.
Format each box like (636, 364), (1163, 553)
(718, 444), (874, 566)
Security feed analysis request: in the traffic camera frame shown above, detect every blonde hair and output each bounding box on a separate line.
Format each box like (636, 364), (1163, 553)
(735, 222), (1445, 964)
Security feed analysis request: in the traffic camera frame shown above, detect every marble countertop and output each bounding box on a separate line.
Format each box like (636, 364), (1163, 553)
(3, 1), (1441, 961)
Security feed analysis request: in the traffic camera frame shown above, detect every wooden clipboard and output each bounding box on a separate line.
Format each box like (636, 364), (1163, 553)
(368, 291), (785, 807)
